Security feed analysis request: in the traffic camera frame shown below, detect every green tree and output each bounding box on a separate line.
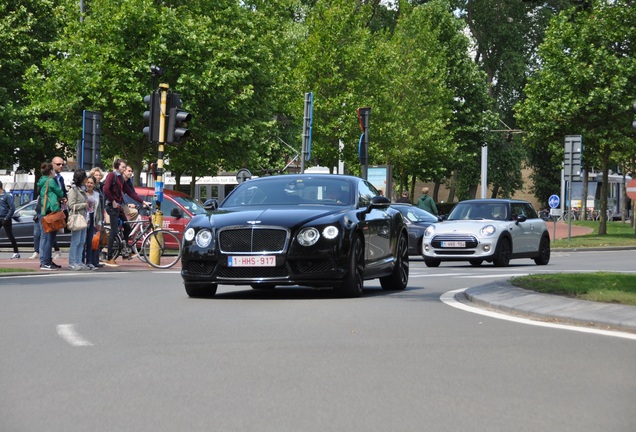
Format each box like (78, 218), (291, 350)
(22, 0), (294, 189)
(516, 0), (636, 234)
(0, 0), (74, 174)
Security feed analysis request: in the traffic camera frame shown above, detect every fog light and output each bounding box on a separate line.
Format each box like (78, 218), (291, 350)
(483, 245), (491, 252)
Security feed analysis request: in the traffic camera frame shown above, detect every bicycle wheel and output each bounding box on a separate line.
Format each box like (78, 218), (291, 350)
(130, 230), (149, 263)
(141, 229), (182, 269)
(103, 227), (124, 261)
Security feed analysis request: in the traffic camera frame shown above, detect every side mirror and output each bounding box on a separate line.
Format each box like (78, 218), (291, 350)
(369, 195), (390, 209)
(203, 198), (218, 211)
(170, 207), (184, 219)
(515, 214), (527, 224)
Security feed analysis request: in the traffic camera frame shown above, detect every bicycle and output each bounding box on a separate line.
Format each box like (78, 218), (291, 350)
(104, 205), (183, 269)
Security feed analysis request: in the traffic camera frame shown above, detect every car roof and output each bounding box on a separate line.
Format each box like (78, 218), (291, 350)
(457, 199), (529, 204)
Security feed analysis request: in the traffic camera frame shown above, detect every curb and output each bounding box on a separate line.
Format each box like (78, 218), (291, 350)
(463, 281), (636, 334)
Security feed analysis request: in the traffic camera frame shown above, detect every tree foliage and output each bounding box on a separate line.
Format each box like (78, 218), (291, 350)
(516, 0), (636, 234)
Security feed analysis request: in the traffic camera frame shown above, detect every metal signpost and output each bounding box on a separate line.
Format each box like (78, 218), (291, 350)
(563, 135), (582, 240)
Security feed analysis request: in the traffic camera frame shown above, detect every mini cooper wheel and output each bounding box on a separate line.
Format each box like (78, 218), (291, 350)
(424, 258), (441, 268)
(493, 237), (512, 267)
(533, 235), (551, 265)
(380, 231), (409, 291)
(337, 235), (364, 298)
(185, 282), (218, 298)
(469, 259), (483, 267)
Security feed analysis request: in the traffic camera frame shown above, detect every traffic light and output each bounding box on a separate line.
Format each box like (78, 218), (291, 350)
(143, 91), (161, 142)
(166, 92), (191, 143)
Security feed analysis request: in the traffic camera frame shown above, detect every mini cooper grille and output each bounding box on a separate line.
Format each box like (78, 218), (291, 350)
(431, 234), (479, 249)
(217, 266), (289, 279)
(219, 227), (288, 253)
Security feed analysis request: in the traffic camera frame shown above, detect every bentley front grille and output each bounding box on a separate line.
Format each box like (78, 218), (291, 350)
(219, 227), (289, 253)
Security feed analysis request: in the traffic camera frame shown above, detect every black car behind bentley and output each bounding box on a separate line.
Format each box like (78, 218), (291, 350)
(181, 174), (409, 298)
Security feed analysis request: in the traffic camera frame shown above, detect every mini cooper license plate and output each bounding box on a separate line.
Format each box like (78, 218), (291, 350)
(228, 256), (276, 267)
(441, 241), (466, 248)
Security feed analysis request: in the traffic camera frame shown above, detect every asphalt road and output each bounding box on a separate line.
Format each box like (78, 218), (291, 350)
(0, 251), (634, 432)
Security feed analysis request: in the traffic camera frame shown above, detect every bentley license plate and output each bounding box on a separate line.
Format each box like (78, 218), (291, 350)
(228, 256), (276, 267)
(441, 241), (466, 248)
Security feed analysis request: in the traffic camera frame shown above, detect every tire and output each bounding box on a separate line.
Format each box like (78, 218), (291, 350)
(336, 234), (364, 298)
(108, 229), (123, 261)
(141, 230), (182, 269)
(469, 259), (483, 267)
(493, 237), (512, 267)
(185, 282), (218, 298)
(380, 231), (409, 291)
(533, 235), (551, 265)
(424, 258), (441, 268)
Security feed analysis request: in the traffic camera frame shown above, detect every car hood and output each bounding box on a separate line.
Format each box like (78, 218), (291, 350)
(209, 206), (348, 228)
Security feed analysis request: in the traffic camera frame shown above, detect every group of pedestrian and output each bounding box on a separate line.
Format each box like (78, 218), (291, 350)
(394, 187), (438, 216)
(12, 156), (149, 271)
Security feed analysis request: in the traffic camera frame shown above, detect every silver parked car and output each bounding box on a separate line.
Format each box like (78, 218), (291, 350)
(422, 199), (550, 267)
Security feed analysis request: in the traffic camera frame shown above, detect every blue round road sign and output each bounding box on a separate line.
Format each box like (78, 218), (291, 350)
(548, 194), (560, 209)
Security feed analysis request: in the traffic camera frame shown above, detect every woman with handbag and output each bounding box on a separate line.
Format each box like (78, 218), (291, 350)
(67, 169), (89, 270)
(83, 175), (103, 269)
(37, 162), (64, 271)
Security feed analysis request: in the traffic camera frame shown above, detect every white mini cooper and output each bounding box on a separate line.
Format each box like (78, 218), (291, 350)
(422, 199), (550, 267)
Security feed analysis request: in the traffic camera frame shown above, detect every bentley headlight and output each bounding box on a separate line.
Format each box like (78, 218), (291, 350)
(184, 227), (195, 242)
(195, 229), (213, 248)
(322, 226), (339, 240)
(297, 227), (320, 246)
(424, 226), (435, 237)
(480, 225), (496, 236)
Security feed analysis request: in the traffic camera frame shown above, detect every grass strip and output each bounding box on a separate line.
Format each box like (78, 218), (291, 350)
(510, 272), (636, 306)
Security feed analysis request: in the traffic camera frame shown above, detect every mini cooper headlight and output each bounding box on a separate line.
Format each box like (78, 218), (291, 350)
(195, 229), (213, 248)
(424, 225), (435, 237)
(480, 225), (496, 236)
(322, 226), (339, 240)
(297, 227), (320, 246)
(184, 227), (195, 242)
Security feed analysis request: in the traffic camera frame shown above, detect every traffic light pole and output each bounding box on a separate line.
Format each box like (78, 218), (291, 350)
(150, 83), (169, 265)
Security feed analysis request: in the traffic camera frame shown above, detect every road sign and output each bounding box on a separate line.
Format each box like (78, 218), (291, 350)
(563, 135), (582, 182)
(548, 194), (560, 209)
(236, 168), (252, 184)
(627, 179), (636, 200)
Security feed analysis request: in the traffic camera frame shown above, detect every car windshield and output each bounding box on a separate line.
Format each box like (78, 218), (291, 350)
(222, 177), (353, 207)
(448, 202), (509, 221)
(174, 195), (207, 215)
(396, 206), (438, 223)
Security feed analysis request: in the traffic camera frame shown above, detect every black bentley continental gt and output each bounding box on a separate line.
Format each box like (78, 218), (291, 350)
(180, 174), (410, 298)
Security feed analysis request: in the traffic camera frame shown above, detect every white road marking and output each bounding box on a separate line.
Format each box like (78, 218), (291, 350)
(56, 324), (94, 346)
(441, 288), (636, 341)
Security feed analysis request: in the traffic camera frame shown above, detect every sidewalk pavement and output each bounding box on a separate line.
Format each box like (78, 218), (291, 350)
(1, 222), (635, 334)
(0, 251), (177, 273)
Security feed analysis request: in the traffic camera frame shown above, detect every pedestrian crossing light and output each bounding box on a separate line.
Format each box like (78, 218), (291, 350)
(166, 93), (191, 143)
(143, 91), (161, 142)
